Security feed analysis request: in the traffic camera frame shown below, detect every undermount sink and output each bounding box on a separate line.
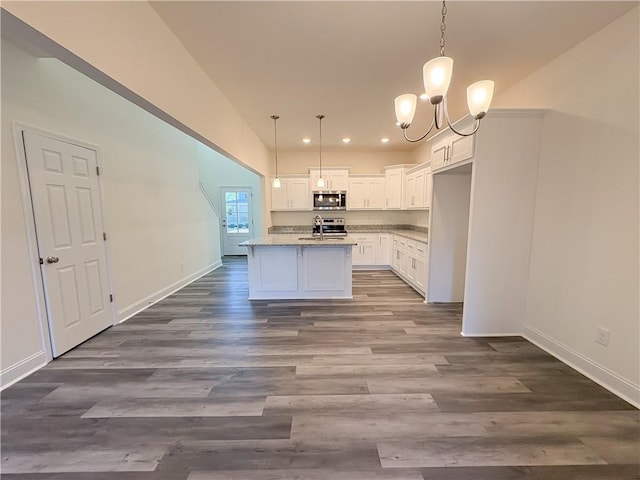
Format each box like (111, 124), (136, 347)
(297, 236), (344, 241)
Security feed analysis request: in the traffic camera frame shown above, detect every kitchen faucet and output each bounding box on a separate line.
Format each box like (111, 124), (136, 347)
(314, 215), (323, 241)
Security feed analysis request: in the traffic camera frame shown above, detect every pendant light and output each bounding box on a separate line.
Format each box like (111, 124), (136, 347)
(271, 115), (281, 188)
(394, 1), (494, 143)
(316, 114), (325, 189)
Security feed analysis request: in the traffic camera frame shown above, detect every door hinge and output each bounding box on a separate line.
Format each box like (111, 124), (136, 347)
(96, 166), (100, 176)
(39, 258), (44, 265)
(103, 232), (107, 241)
(109, 294), (113, 303)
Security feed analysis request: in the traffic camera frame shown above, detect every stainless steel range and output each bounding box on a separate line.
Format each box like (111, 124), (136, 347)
(312, 216), (347, 237)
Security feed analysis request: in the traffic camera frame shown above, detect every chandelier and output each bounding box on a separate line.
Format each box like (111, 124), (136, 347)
(394, 1), (494, 142)
(271, 115), (281, 188)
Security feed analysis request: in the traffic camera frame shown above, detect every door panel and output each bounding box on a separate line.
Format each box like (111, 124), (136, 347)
(76, 187), (98, 244)
(85, 260), (105, 314)
(23, 130), (112, 357)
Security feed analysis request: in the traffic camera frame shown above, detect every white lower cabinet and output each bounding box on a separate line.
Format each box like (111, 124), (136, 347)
(391, 234), (428, 295)
(352, 234), (378, 265)
(414, 256), (427, 292)
(378, 233), (391, 265)
(352, 233), (393, 267)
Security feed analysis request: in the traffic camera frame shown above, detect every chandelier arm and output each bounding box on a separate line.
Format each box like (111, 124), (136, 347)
(442, 99), (481, 136)
(445, 114), (481, 137)
(402, 117), (436, 143)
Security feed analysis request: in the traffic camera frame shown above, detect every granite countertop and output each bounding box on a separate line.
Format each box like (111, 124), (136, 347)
(268, 224), (428, 243)
(240, 234), (359, 247)
(387, 230), (428, 243)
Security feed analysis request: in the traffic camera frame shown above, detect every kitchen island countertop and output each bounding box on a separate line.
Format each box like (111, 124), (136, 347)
(240, 234), (359, 247)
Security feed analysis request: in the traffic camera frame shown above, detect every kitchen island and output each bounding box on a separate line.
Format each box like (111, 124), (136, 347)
(239, 235), (357, 300)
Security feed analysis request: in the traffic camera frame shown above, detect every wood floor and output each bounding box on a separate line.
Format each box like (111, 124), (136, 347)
(2, 257), (638, 479)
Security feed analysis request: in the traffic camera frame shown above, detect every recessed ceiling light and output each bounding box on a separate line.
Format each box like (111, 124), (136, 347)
(381, 138), (390, 144)
(420, 93), (429, 101)
(342, 138), (351, 144)
(302, 138), (311, 144)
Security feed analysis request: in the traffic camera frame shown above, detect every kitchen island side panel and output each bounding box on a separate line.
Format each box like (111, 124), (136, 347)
(245, 244), (353, 300)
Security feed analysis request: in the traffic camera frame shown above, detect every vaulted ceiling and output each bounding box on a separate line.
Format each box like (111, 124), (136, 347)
(151, 1), (636, 152)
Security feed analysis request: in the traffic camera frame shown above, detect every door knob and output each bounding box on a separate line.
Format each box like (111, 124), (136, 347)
(46, 256), (59, 264)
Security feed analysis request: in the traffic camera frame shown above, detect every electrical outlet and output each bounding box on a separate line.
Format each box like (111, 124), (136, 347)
(596, 327), (610, 347)
(180, 262), (184, 271)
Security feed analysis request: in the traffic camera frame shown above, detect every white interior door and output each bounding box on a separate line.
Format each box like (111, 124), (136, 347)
(221, 187), (253, 255)
(23, 130), (112, 357)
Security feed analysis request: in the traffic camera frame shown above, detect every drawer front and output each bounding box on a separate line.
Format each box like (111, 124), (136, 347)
(414, 241), (427, 259)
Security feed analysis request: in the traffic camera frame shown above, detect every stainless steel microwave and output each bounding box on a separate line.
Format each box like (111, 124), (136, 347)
(313, 191), (347, 211)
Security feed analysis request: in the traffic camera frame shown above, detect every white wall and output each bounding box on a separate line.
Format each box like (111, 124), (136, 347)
(2, 1), (271, 176)
(494, 8), (639, 404)
(198, 145), (265, 237)
(1, 40), (222, 387)
(462, 112), (543, 336)
(427, 166), (472, 303)
(409, 142), (430, 165)
(275, 151), (415, 176)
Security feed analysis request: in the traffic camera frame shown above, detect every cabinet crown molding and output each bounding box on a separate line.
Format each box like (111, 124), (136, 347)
(428, 108), (548, 144)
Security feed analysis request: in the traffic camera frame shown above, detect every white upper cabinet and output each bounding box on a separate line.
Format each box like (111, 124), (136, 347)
(270, 176), (311, 211)
(309, 168), (350, 191)
(404, 163), (432, 210)
(430, 131), (475, 173)
(384, 165), (406, 209)
(348, 176), (386, 210)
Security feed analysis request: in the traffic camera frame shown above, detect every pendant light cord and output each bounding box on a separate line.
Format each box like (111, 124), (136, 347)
(316, 114), (325, 179)
(271, 115), (279, 178)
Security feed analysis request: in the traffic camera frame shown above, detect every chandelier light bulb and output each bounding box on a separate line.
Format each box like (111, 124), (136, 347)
(394, 94), (417, 127)
(423, 56), (453, 104)
(467, 80), (495, 119)
(431, 67), (445, 86)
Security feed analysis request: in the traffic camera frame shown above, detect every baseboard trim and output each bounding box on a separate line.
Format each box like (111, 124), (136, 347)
(460, 331), (521, 337)
(523, 324), (639, 408)
(117, 260), (223, 323)
(1, 351), (47, 391)
(352, 265), (392, 271)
